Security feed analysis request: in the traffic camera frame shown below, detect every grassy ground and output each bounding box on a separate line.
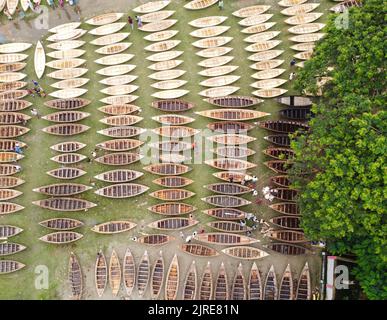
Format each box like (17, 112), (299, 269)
(0, 0), (333, 299)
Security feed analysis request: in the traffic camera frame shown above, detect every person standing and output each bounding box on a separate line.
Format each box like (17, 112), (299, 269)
(290, 59), (296, 67)
(59, 0), (64, 8)
(135, 15), (142, 28)
(128, 16), (134, 30)
(289, 72), (296, 81)
(218, 0), (224, 10)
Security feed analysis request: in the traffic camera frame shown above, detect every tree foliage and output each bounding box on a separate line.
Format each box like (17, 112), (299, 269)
(290, 0), (386, 299)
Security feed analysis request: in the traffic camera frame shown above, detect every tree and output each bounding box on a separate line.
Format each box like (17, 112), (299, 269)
(290, 0), (386, 299)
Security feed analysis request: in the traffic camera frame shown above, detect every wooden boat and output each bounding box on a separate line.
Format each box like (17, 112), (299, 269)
(0, 260), (25, 274)
(270, 215), (301, 230)
(267, 229), (306, 244)
(0, 72), (26, 83)
(94, 153), (142, 166)
(231, 263), (246, 300)
(0, 225), (23, 239)
(51, 78), (89, 90)
(0, 53), (28, 64)
(281, 3), (320, 16)
(150, 251), (164, 299)
(264, 135), (291, 147)
(239, 14), (273, 27)
(213, 262), (228, 300)
(222, 246), (269, 260)
(206, 96), (261, 109)
(39, 218), (83, 231)
(148, 218), (198, 231)
(331, 0), (362, 13)
(42, 123), (89, 136)
(269, 175), (291, 188)
(94, 169), (143, 183)
(199, 262), (213, 300)
(264, 160), (291, 174)
(285, 12), (323, 26)
(91, 221), (136, 234)
(0, 242), (26, 256)
(50, 141), (86, 154)
(198, 65), (238, 77)
(266, 243), (309, 255)
(241, 22), (276, 34)
(95, 43), (132, 56)
(147, 50), (183, 62)
(0, 42), (31, 54)
(0, 125), (29, 138)
(205, 158), (256, 171)
(244, 32), (281, 44)
(137, 251), (150, 297)
(196, 109), (269, 121)
(143, 163), (191, 176)
(152, 126), (198, 138)
(205, 183), (251, 195)
(253, 88), (288, 98)
(89, 22), (126, 36)
(47, 49), (85, 60)
(271, 188), (298, 202)
(0, 62), (26, 73)
(279, 0), (307, 6)
(109, 250), (121, 296)
(46, 58), (86, 70)
(152, 89), (189, 99)
(0, 202), (24, 215)
(293, 51), (313, 60)
(51, 153), (87, 164)
(95, 54), (134, 66)
(195, 233), (258, 246)
(196, 46), (233, 58)
(137, 234), (175, 246)
(250, 59), (284, 70)
(245, 40), (281, 53)
(0, 100), (31, 112)
(90, 33), (130, 46)
(40, 232), (83, 244)
(48, 21), (81, 33)
(47, 40), (85, 51)
(97, 126), (146, 138)
(251, 79), (287, 89)
(184, 0), (218, 10)
(207, 121), (255, 134)
(45, 98), (90, 110)
(296, 262), (311, 300)
(269, 202), (300, 216)
(123, 248), (135, 297)
(46, 29), (87, 42)
(33, 183), (91, 197)
(207, 134), (256, 145)
(100, 95), (139, 105)
(207, 221), (250, 233)
(149, 69), (185, 81)
(0, 152), (24, 163)
(133, 0), (170, 13)
(0, 81), (27, 92)
(199, 86), (240, 98)
(0, 188), (22, 201)
(290, 33), (325, 43)
(199, 75), (239, 88)
(190, 26), (230, 38)
(99, 115), (142, 126)
(0, 176), (24, 188)
(144, 30), (178, 42)
(248, 49), (283, 61)
(68, 253), (83, 300)
(49, 88), (88, 99)
(140, 10), (175, 23)
(232, 5), (271, 18)
(32, 198), (96, 212)
(0, 140), (26, 152)
(95, 183), (148, 198)
(96, 139), (143, 152)
(288, 23), (325, 35)
(263, 265), (278, 300)
(291, 42), (315, 52)
(259, 120), (309, 133)
(203, 207), (247, 220)
(149, 189), (195, 201)
(152, 99), (193, 112)
(144, 40), (181, 52)
(182, 261), (197, 300)
(248, 263), (262, 300)
(148, 141), (192, 152)
(153, 176), (193, 188)
(280, 108), (312, 120)
(189, 16), (227, 28)
(98, 104), (139, 115)
(47, 68), (88, 80)
(152, 114), (194, 126)
(95, 251), (107, 297)
(85, 12), (124, 26)
(252, 68), (286, 80)
(279, 265), (293, 300)
(165, 254), (179, 300)
(181, 244), (219, 258)
(148, 203), (196, 216)
(192, 36), (233, 49)
(0, 164), (21, 176)
(97, 64), (136, 77)
(148, 59), (183, 71)
(139, 19), (177, 33)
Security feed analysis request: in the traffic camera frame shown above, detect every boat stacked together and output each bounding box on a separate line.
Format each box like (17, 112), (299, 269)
(234, 4), (288, 98)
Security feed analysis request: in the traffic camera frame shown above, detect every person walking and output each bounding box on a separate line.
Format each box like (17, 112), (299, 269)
(218, 0), (224, 10)
(135, 15), (142, 28)
(289, 72), (296, 81)
(290, 59), (296, 67)
(59, 0), (64, 8)
(30, 108), (40, 119)
(128, 16), (134, 30)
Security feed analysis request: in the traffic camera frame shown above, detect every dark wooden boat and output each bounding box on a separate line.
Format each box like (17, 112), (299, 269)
(153, 176), (193, 188)
(276, 96), (312, 107)
(42, 111), (90, 123)
(0, 62), (26, 73)
(98, 104), (140, 115)
(152, 99), (194, 112)
(0, 242), (26, 256)
(149, 188), (195, 201)
(180, 244), (219, 257)
(50, 141), (86, 153)
(296, 262), (311, 300)
(137, 234), (175, 246)
(248, 263), (262, 300)
(0, 100), (31, 112)
(266, 243), (309, 255)
(45, 98), (91, 110)
(0, 89), (28, 100)
(222, 246), (269, 260)
(270, 216), (301, 230)
(96, 139), (143, 151)
(148, 217), (198, 231)
(280, 108), (312, 121)
(202, 207), (247, 220)
(91, 220), (137, 234)
(95, 250), (107, 297)
(0, 112), (30, 124)
(148, 202), (196, 216)
(199, 262), (213, 300)
(0, 140), (27, 151)
(204, 183), (251, 195)
(201, 195), (251, 207)
(69, 253), (83, 300)
(263, 147), (295, 160)
(95, 183), (149, 198)
(0, 176), (24, 188)
(268, 229), (306, 243)
(46, 167), (87, 180)
(264, 160), (290, 174)
(0, 187), (22, 200)
(279, 264), (293, 300)
(330, 0), (362, 12)
(208, 134), (256, 145)
(109, 250), (121, 296)
(150, 251), (164, 299)
(94, 169), (143, 183)
(207, 121), (255, 133)
(214, 262), (228, 300)
(231, 263), (246, 300)
(195, 233), (258, 246)
(0, 81), (27, 92)
(205, 158), (256, 171)
(39, 218), (83, 230)
(0, 164), (20, 176)
(153, 126), (199, 138)
(143, 163), (191, 175)
(258, 120), (309, 133)
(270, 175), (291, 188)
(51, 153), (87, 164)
(264, 134), (291, 147)
(148, 140), (192, 152)
(205, 96), (262, 108)
(183, 260), (197, 300)
(196, 108), (270, 121)
(32, 197), (97, 211)
(212, 146), (255, 158)
(98, 126), (146, 138)
(269, 202), (300, 215)
(0, 260), (25, 274)
(0, 152), (24, 163)
(152, 114), (195, 126)
(0, 125), (30, 138)
(212, 171), (253, 183)
(137, 250), (150, 297)
(42, 123), (90, 136)
(207, 221), (251, 233)
(40, 231), (83, 244)
(123, 248), (135, 297)
(33, 183), (91, 196)
(100, 115), (143, 126)
(94, 152), (142, 166)
(264, 265), (278, 300)
(271, 188), (299, 202)
(165, 254), (179, 300)
(0, 202), (24, 215)
(0, 225), (23, 239)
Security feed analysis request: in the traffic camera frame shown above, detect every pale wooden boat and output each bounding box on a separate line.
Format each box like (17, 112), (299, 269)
(150, 251), (164, 299)
(0, 81), (27, 92)
(239, 14), (273, 27)
(199, 86), (239, 98)
(85, 12), (124, 26)
(159, 154), (190, 164)
(95, 42), (132, 55)
(201, 195), (251, 208)
(146, 50), (183, 62)
(264, 265), (278, 300)
(0, 260), (25, 274)
(232, 5), (271, 18)
(44, 98), (90, 110)
(6, 0), (18, 14)
(198, 56), (234, 68)
(151, 79), (187, 90)
(285, 12), (323, 25)
(51, 78), (89, 89)
(144, 30), (178, 42)
(0, 189), (22, 201)
(99, 75), (137, 86)
(196, 46), (233, 58)
(46, 58), (86, 70)
(279, 0), (307, 6)
(0, 152), (23, 163)
(198, 65), (239, 77)
(32, 198), (96, 212)
(47, 68), (88, 80)
(0, 42), (31, 54)
(244, 31), (281, 43)
(199, 75), (240, 88)
(205, 158), (256, 171)
(253, 88), (288, 98)
(252, 68), (286, 80)
(0, 140), (27, 151)
(95, 54), (134, 66)
(152, 176), (194, 188)
(69, 253), (83, 300)
(204, 183), (252, 195)
(149, 189), (195, 201)
(140, 10), (175, 23)
(98, 104), (140, 115)
(0, 225), (23, 239)
(48, 22), (81, 34)
(96, 139), (143, 152)
(46, 168), (86, 180)
(208, 120), (254, 132)
(214, 262), (228, 300)
(222, 246), (269, 260)
(89, 22), (126, 36)
(94, 152), (143, 164)
(97, 64), (135, 77)
(90, 33), (130, 46)
(152, 114), (194, 125)
(49, 88), (88, 99)
(231, 263), (246, 300)
(249, 263), (262, 300)
(0, 72), (26, 83)
(144, 40), (180, 52)
(196, 233), (258, 246)
(291, 42), (315, 52)
(251, 78), (287, 89)
(267, 229), (306, 243)
(148, 59), (183, 71)
(137, 234), (175, 246)
(290, 33), (325, 43)
(100, 84), (138, 96)
(148, 217), (198, 231)
(0, 176), (24, 188)
(91, 221), (137, 234)
(40, 232), (83, 244)
(281, 3), (320, 16)
(123, 248), (135, 297)
(0, 61), (26, 72)
(0, 164), (21, 176)
(95, 183), (148, 198)
(0, 111), (30, 124)
(192, 36), (233, 49)
(294, 51), (313, 60)
(0, 53), (28, 63)
(0, 202), (24, 215)
(137, 251), (150, 297)
(97, 126), (145, 138)
(100, 95), (139, 105)
(196, 108), (270, 121)
(0, 125), (30, 138)
(250, 59), (284, 70)
(152, 89), (189, 99)
(288, 23), (325, 34)
(50, 153), (87, 164)
(39, 218), (83, 231)
(95, 251), (107, 297)
(189, 16), (227, 28)
(183, 261), (197, 300)
(94, 169), (143, 183)
(109, 250), (121, 296)
(296, 262), (311, 300)
(149, 69), (185, 81)
(190, 26), (230, 38)
(133, 0), (170, 13)
(47, 40), (85, 50)
(207, 134), (256, 145)
(245, 40), (282, 53)
(148, 202), (196, 216)
(199, 262), (213, 300)
(184, 0), (218, 10)
(143, 163), (191, 176)
(165, 254), (179, 300)
(46, 29), (87, 42)
(139, 19), (177, 33)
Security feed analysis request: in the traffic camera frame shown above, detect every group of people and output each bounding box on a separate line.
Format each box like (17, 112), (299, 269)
(27, 80), (47, 98)
(127, 16), (143, 29)
(262, 186), (277, 202)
